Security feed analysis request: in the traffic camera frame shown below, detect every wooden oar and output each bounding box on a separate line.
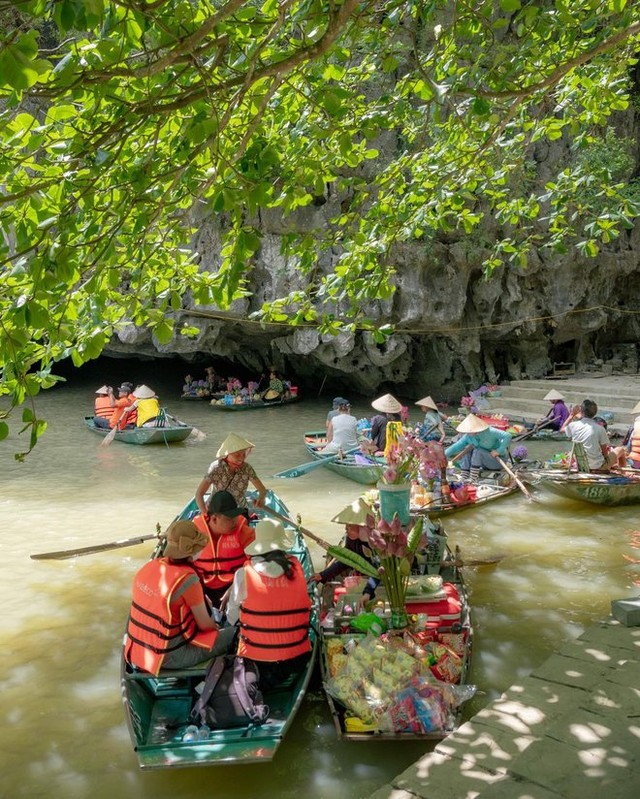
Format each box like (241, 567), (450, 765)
(165, 412), (206, 441)
(100, 422), (120, 446)
(512, 418), (554, 442)
(260, 505), (334, 549)
(31, 527), (162, 560)
(495, 455), (537, 502)
(273, 446), (361, 478)
(262, 505), (506, 568)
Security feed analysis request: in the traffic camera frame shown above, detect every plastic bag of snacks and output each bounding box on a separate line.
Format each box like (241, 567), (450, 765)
(378, 679), (477, 734)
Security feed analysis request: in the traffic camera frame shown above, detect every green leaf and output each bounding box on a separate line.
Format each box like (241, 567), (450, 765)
(327, 545), (379, 579)
(500, 0), (522, 12)
(0, 422), (9, 442)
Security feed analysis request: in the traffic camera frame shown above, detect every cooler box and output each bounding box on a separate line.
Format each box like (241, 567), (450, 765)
(405, 582), (461, 627)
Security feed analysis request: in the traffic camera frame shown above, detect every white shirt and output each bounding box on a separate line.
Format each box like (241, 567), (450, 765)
(324, 413), (358, 453)
(565, 417), (609, 469)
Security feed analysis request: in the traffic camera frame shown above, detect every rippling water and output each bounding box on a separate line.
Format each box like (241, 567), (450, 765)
(1, 361), (638, 798)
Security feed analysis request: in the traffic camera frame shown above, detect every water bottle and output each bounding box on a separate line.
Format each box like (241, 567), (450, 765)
(182, 724), (199, 742)
(197, 724), (211, 740)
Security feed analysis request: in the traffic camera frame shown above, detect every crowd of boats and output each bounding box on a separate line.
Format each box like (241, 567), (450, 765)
(73, 379), (640, 768)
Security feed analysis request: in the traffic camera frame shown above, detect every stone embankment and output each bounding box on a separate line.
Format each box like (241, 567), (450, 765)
(370, 617), (640, 799)
(486, 374), (640, 435)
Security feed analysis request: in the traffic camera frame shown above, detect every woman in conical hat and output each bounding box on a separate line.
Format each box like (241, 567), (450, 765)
(195, 432), (267, 515)
(534, 389), (569, 431)
(311, 497), (379, 603)
(445, 413), (512, 484)
(415, 395), (446, 443)
(370, 393), (402, 453)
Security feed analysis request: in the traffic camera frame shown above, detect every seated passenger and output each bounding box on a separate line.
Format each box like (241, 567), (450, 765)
(321, 400), (359, 454)
(226, 519), (312, 688)
(262, 368), (284, 402)
(121, 384), (160, 427)
(191, 490), (255, 607)
(123, 520), (236, 675)
(445, 413), (512, 483)
(93, 385), (115, 429)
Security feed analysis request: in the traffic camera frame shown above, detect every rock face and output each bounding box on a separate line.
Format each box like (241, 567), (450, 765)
(106, 151), (640, 403)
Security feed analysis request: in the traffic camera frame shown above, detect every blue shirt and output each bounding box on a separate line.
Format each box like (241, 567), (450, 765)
(445, 427), (512, 459)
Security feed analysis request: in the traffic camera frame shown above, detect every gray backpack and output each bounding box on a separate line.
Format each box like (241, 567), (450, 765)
(191, 656), (270, 729)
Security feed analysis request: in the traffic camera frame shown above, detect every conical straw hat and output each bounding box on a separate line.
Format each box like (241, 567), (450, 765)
(371, 393), (402, 414)
(544, 389), (565, 401)
(133, 384), (156, 399)
(331, 497), (374, 525)
(415, 395), (438, 411)
(216, 432), (255, 458)
(456, 413), (489, 434)
(95, 385), (109, 394)
(632, 400), (640, 414)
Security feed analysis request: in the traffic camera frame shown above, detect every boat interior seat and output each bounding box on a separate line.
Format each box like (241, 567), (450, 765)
(124, 660), (212, 682)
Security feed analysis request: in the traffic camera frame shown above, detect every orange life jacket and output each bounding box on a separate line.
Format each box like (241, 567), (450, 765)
(124, 559), (216, 676)
(192, 515), (250, 589)
(237, 558), (311, 662)
(94, 396), (114, 421)
(630, 428), (640, 460)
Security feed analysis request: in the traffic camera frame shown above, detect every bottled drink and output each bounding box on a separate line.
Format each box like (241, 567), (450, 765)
(182, 725), (199, 742)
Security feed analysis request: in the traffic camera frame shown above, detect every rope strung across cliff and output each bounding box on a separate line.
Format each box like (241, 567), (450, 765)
(179, 304), (637, 335)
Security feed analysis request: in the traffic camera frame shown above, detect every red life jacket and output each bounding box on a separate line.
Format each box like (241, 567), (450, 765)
(237, 558), (311, 662)
(94, 396), (114, 421)
(124, 559), (216, 676)
(192, 515), (250, 589)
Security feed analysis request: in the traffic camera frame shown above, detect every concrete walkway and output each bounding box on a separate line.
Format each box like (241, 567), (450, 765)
(370, 617), (640, 799)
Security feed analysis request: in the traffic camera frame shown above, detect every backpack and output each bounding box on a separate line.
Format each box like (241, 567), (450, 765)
(191, 655), (270, 729)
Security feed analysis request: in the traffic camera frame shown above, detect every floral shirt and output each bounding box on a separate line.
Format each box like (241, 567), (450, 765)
(205, 459), (256, 506)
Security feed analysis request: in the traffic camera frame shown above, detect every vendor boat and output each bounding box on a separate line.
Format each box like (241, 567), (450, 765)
(121, 489), (319, 768)
(410, 481), (518, 517)
(303, 431), (383, 485)
(210, 394), (300, 411)
(83, 415), (193, 445)
(318, 524), (474, 741)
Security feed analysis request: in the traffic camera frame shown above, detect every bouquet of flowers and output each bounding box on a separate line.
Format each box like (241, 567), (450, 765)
(329, 508), (427, 627)
(226, 377), (243, 394)
(512, 445), (528, 463)
(362, 432), (447, 486)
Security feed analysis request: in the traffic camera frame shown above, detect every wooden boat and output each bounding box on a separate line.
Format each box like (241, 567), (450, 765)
(410, 481), (518, 517)
(121, 489), (319, 769)
(525, 469), (640, 506)
(210, 394), (300, 411)
(83, 415), (193, 445)
(303, 431), (383, 485)
(318, 527), (474, 741)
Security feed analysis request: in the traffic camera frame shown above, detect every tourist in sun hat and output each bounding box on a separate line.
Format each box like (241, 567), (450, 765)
(190, 490), (256, 607)
(326, 396), (349, 428)
(195, 432), (267, 516)
(534, 389), (569, 432)
(415, 395), (446, 443)
(93, 385), (115, 429)
(321, 399), (359, 454)
(123, 519), (236, 675)
(445, 413), (512, 483)
(226, 518), (312, 687)
(369, 393), (403, 453)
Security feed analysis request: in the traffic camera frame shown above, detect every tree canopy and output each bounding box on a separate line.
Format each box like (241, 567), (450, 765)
(1, 0), (640, 455)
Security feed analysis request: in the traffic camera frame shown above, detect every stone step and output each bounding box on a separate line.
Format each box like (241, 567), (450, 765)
(481, 374), (640, 428)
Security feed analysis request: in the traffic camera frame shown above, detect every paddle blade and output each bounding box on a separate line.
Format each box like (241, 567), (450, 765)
(273, 458), (329, 478)
(100, 425), (118, 446)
